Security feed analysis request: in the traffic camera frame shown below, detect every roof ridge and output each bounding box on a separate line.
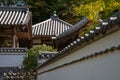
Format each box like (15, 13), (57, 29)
(0, 48), (28, 53)
(32, 18), (73, 28)
(32, 18), (52, 27)
(55, 17), (89, 39)
(55, 18), (73, 26)
(0, 6), (29, 11)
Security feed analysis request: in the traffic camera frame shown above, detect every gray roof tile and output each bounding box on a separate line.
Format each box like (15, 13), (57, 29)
(0, 6), (31, 26)
(55, 17), (89, 39)
(32, 16), (72, 36)
(0, 48), (28, 54)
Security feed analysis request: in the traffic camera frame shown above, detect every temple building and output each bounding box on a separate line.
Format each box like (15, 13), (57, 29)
(0, 6), (32, 48)
(0, 6), (32, 79)
(32, 13), (89, 51)
(32, 13), (73, 46)
(52, 17), (89, 50)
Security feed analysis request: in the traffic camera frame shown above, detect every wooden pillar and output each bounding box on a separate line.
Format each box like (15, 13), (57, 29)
(29, 19), (33, 47)
(51, 38), (56, 48)
(12, 27), (19, 48)
(27, 18), (33, 48)
(41, 37), (43, 44)
(12, 34), (15, 48)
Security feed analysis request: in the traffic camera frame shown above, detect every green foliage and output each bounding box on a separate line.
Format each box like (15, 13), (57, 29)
(74, 0), (120, 33)
(23, 44), (56, 71)
(0, 0), (13, 6)
(23, 55), (37, 70)
(74, 0), (105, 22)
(74, 0), (120, 22)
(0, 37), (11, 47)
(28, 44), (56, 56)
(25, 0), (81, 24)
(100, 0), (120, 19)
(0, 0), (25, 6)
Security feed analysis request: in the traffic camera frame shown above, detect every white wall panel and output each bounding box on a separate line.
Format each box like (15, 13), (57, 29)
(0, 53), (25, 67)
(38, 50), (120, 80)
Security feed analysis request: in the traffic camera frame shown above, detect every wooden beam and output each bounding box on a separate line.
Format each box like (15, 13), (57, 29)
(0, 32), (12, 36)
(55, 31), (79, 43)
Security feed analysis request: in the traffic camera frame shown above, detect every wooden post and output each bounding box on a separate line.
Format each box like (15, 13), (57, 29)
(41, 37), (43, 44)
(12, 27), (19, 48)
(51, 38), (56, 48)
(25, 18), (33, 48)
(12, 35), (16, 48)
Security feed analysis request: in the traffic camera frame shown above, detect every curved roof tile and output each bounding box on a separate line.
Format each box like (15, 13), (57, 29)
(0, 6), (31, 26)
(32, 16), (73, 36)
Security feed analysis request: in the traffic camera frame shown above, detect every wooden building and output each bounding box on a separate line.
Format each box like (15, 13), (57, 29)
(32, 13), (72, 46)
(52, 17), (89, 50)
(0, 6), (32, 48)
(36, 11), (120, 80)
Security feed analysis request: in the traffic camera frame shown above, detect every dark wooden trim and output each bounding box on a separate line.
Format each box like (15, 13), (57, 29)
(0, 32), (12, 36)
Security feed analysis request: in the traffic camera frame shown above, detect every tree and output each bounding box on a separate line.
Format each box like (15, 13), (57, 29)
(74, 0), (120, 30)
(0, 36), (11, 47)
(0, 0), (25, 6)
(23, 44), (56, 80)
(23, 44), (56, 71)
(0, 0), (12, 6)
(74, 0), (120, 22)
(24, 0), (82, 24)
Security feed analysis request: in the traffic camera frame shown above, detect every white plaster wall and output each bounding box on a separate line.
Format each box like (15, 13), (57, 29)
(0, 53), (25, 67)
(38, 59), (47, 64)
(38, 29), (120, 73)
(37, 50), (120, 80)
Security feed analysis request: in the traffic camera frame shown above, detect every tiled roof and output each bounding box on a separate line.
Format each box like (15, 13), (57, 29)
(36, 11), (120, 69)
(32, 14), (72, 36)
(0, 48), (28, 54)
(38, 52), (57, 59)
(0, 6), (31, 26)
(0, 67), (21, 77)
(55, 17), (89, 39)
